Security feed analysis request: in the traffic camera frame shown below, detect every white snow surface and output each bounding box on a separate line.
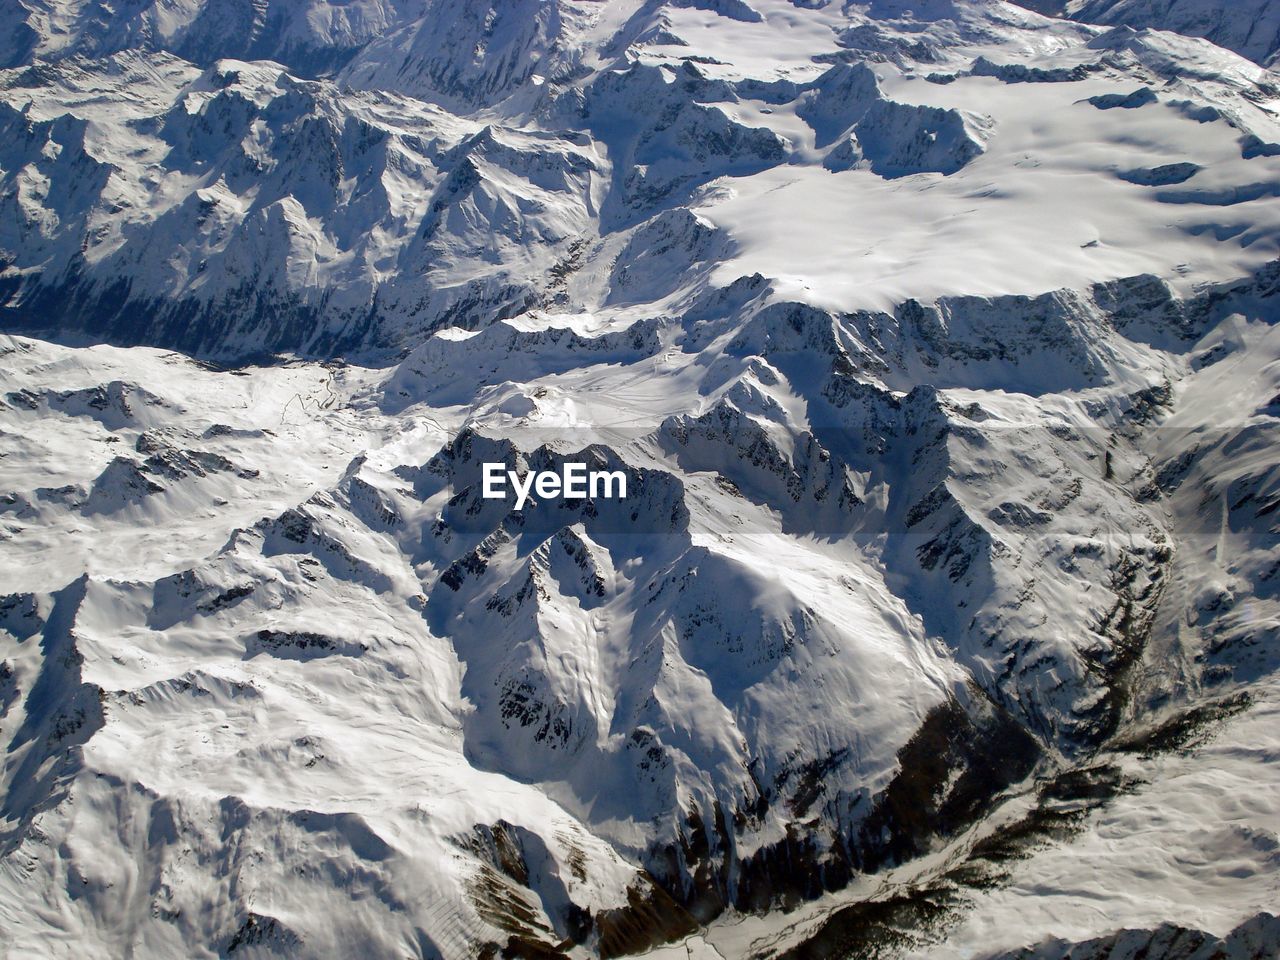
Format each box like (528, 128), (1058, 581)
(1, 1), (1279, 958)
(1, 0), (1280, 356)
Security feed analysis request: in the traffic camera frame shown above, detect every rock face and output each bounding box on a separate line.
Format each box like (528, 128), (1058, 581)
(2, 2), (1280, 959)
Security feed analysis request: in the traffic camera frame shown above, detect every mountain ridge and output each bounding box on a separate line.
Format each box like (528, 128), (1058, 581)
(1, 2), (1279, 958)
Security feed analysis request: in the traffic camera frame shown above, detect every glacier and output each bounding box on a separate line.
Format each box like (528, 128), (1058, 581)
(1, 1), (1278, 958)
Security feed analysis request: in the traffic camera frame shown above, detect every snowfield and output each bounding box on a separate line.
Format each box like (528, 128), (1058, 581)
(1, 1), (1279, 958)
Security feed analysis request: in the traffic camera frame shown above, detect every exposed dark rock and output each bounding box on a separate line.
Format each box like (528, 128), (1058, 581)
(1118, 162), (1201, 186)
(246, 629), (367, 660)
(1087, 87), (1157, 110)
(225, 912), (302, 954)
(595, 879), (699, 959)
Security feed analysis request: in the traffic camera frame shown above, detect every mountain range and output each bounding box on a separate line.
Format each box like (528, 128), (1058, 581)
(1, 1), (1278, 958)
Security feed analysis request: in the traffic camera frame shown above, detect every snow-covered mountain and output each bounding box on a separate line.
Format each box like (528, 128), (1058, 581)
(4, 0), (1280, 360)
(1, 1), (1278, 958)
(1011, 0), (1280, 68)
(0, 0), (428, 75)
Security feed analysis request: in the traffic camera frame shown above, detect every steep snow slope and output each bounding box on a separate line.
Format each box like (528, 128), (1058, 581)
(1, 1), (1279, 958)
